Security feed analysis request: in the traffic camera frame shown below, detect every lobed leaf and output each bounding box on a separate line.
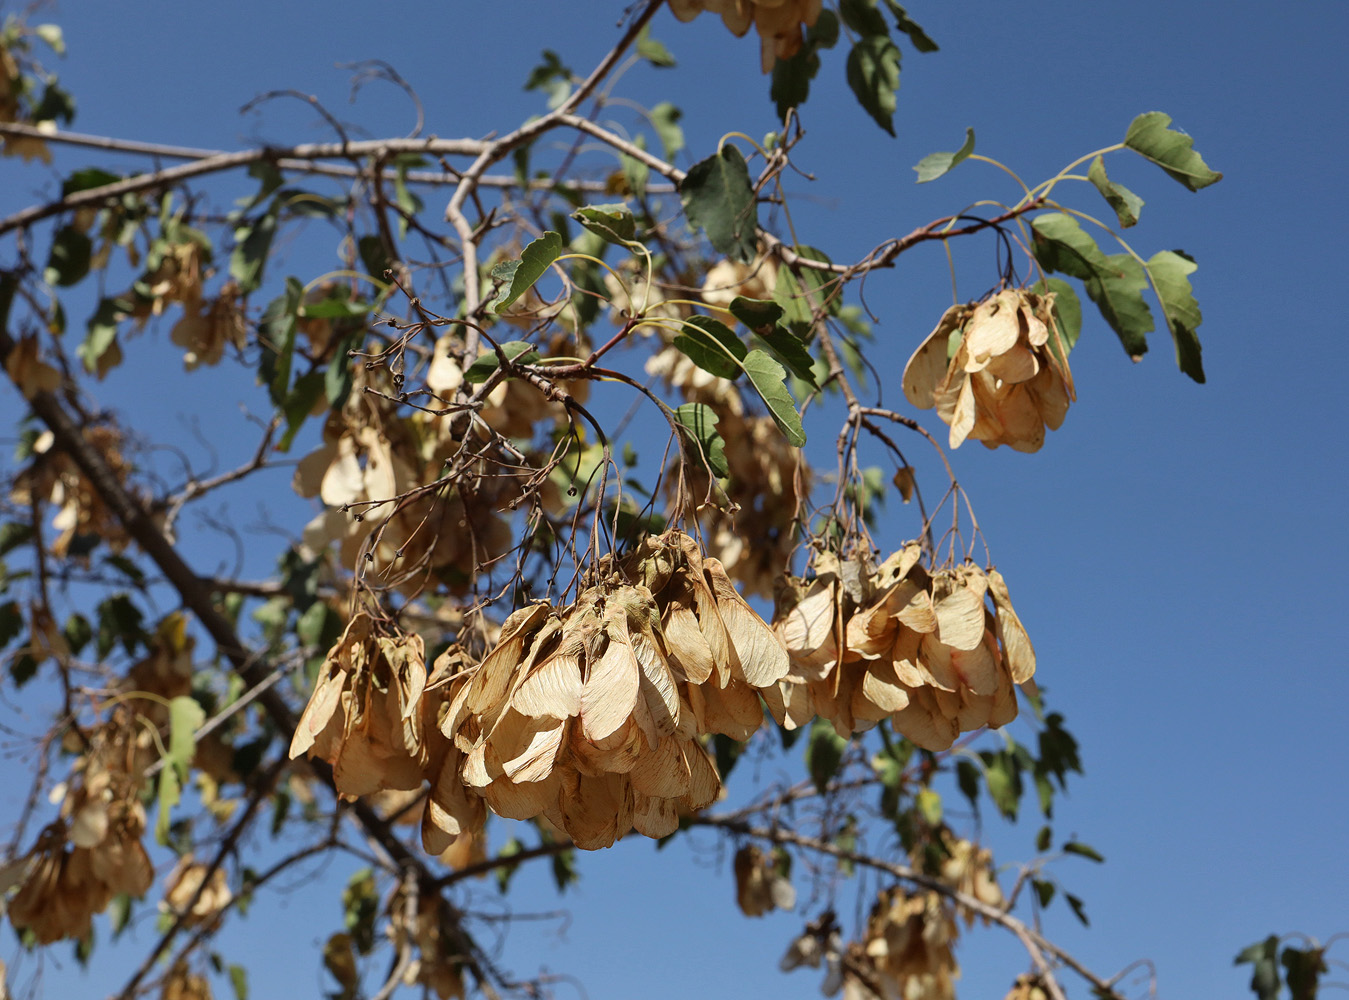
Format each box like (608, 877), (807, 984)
(1124, 111), (1222, 191)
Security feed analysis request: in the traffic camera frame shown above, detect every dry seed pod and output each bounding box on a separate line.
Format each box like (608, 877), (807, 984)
(903, 290), (1076, 452)
(733, 845), (796, 916)
(772, 547), (1036, 750)
(289, 613), (428, 797)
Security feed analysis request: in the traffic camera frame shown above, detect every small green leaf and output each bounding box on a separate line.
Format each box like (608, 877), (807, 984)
(743, 350), (806, 446)
(1124, 112), (1222, 191)
(258, 277), (302, 405)
(61, 168), (121, 197)
(846, 34), (901, 137)
(672, 315), (746, 380)
(572, 205), (637, 246)
(551, 848), (579, 893)
(806, 717), (848, 793)
(1064, 892), (1089, 926)
(523, 50), (573, 109)
(955, 759), (980, 808)
(1062, 840), (1105, 863)
(981, 750), (1021, 821)
(34, 24), (65, 54)
(494, 838), (524, 893)
(636, 27), (676, 67)
(713, 732), (747, 781)
(325, 330), (363, 410)
(649, 102), (685, 159)
(44, 226), (93, 286)
(839, 0), (888, 36)
(915, 788), (942, 825)
(883, 1), (938, 51)
(79, 299), (122, 376)
(1038, 277), (1082, 368)
(464, 340), (540, 384)
(299, 291), (372, 320)
(155, 767), (180, 845)
(228, 964), (249, 1000)
(773, 246), (836, 327)
(492, 231), (562, 314)
(230, 203), (279, 294)
(0, 602), (23, 649)
(1146, 249), (1205, 382)
(1035, 825), (1053, 852)
(297, 600), (344, 651)
(1087, 155), (1144, 228)
(1032, 878), (1056, 908)
(1236, 936), (1282, 1000)
(673, 403), (729, 478)
(277, 370), (325, 453)
(680, 145), (759, 263)
(0, 522), (34, 558)
(63, 612), (92, 655)
(622, 134), (650, 199)
(914, 128), (974, 183)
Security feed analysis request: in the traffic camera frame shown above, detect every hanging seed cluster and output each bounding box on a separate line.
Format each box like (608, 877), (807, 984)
(903, 289), (1075, 453)
(851, 888), (960, 1000)
(774, 543), (1037, 749)
(7, 716), (154, 943)
(668, 0), (824, 72)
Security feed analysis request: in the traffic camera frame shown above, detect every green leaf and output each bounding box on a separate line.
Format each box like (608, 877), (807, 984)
(463, 340), (540, 384)
(955, 759), (980, 808)
(572, 205), (637, 246)
(392, 160), (424, 239)
(672, 315), (746, 380)
(770, 10), (837, 121)
(806, 717), (848, 793)
(79, 299), (122, 376)
(258, 277), (302, 406)
(491, 231), (562, 314)
(680, 145), (759, 263)
(1035, 825), (1053, 852)
(297, 601), (343, 650)
(743, 350), (806, 445)
(44, 226), (93, 286)
(95, 594), (145, 658)
(846, 35), (901, 137)
(551, 847), (579, 893)
(1064, 892), (1089, 926)
(1039, 277), (1082, 368)
(622, 134), (649, 199)
(1062, 840), (1105, 863)
(773, 246), (836, 327)
(1087, 155), (1144, 228)
(155, 767), (180, 845)
(728, 296), (782, 330)
(1032, 213), (1154, 360)
(63, 612), (92, 655)
(61, 168), (121, 197)
(915, 788), (942, 825)
(1146, 249), (1205, 382)
(981, 750), (1021, 821)
(230, 203), (279, 294)
(1236, 936), (1282, 1000)
(524, 50), (573, 110)
(228, 964), (249, 1000)
(751, 321), (818, 386)
(300, 291), (372, 320)
(325, 330), (363, 410)
(649, 102), (685, 160)
(0, 522), (34, 558)
(1032, 878), (1056, 908)
(494, 838), (524, 893)
(673, 402), (729, 478)
(0, 602), (23, 649)
(167, 696), (205, 782)
(636, 26), (676, 67)
(713, 732), (747, 782)
(839, 0), (888, 36)
(1124, 111), (1222, 191)
(914, 128), (975, 183)
(34, 23), (65, 54)
(277, 370), (325, 453)
(883, 1), (939, 51)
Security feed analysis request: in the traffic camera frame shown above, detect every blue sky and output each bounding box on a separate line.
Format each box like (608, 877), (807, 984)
(3, 1), (1347, 998)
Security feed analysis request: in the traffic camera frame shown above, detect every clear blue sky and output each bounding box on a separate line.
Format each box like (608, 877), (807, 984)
(3, 2), (1346, 998)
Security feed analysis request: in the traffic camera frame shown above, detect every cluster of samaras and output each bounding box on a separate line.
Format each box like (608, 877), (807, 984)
(903, 289), (1076, 453)
(773, 543), (1037, 750)
(290, 532), (1037, 851)
(668, 0), (824, 72)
